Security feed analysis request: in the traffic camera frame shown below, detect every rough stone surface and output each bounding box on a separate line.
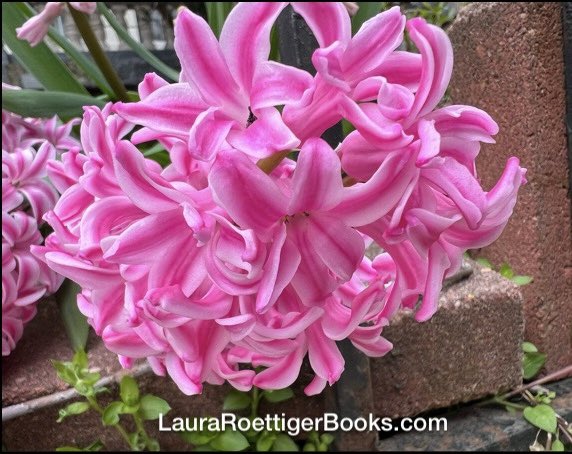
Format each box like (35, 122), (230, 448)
(377, 378), (572, 452)
(447, 2), (572, 372)
(2, 299), (118, 407)
(371, 263), (524, 418)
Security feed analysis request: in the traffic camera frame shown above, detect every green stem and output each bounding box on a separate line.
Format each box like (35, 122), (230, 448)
(496, 399), (527, 411)
(86, 396), (133, 450)
(479, 395), (527, 411)
(251, 387), (261, 419)
(257, 150), (290, 174)
(134, 414), (156, 451)
(67, 4), (129, 102)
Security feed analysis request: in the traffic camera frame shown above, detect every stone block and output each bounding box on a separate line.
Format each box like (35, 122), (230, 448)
(371, 263), (524, 418)
(447, 2), (572, 372)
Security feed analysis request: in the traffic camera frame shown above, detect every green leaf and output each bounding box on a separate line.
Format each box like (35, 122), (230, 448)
(319, 434), (334, 446)
(128, 432), (146, 452)
(143, 142), (167, 157)
(56, 280), (90, 352)
(46, 30), (114, 98)
(2, 3), (88, 94)
(352, 3), (390, 35)
(209, 431), (250, 452)
(476, 257), (492, 269)
(139, 394), (171, 420)
(263, 388), (294, 403)
(523, 351), (546, 380)
(101, 402), (124, 426)
(97, 3), (178, 81)
(84, 441), (104, 452)
(269, 25), (280, 62)
(56, 447), (83, 452)
(119, 375), (140, 406)
(342, 119), (355, 137)
(82, 372), (101, 386)
(302, 443), (317, 452)
(523, 404), (557, 434)
(551, 439), (565, 452)
(272, 434), (299, 452)
(512, 275), (533, 286)
(14, 2), (114, 98)
(522, 342), (539, 353)
(223, 390), (251, 411)
(73, 350), (89, 370)
(147, 439), (160, 452)
(181, 430), (218, 446)
(499, 263), (514, 279)
(256, 431), (276, 452)
(52, 360), (76, 386)
(57, 401), (90, 422)
(193, 446), (217, 452)
(205, 3), (234, 38)
(2, 89), (105, 120)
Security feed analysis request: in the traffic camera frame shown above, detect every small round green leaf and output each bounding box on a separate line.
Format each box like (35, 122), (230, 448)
(523, 404), (557, 434)
(263, 388), (294, 403)
(138, 394), (171, 420)
(193, 446), (217, 452)
(551, 439), (565, 452)
(209, 431), (250, 452)
(73, 350), (88, 370)
(119, 375), (140, 406)
(523, 352), (547, 380)
(52, 361), (77, 386)
(223, 390), (251, 411)
(499, 263), (514, 279)
(272, 434), (299, 452)
(512, 275), (533, 286)
(522, 342), (538, 353)
(57, 401), (90, 422)
(147, 439), (160, 452)
(181, 430), (218, 446)
(256, 431), (276, 452)
(319, 434), (334, 446)
(102, 402), (124, 426)
(84, 440), (104, 452)
(476, 258), (492, 269)
(82, 372), (101, 386)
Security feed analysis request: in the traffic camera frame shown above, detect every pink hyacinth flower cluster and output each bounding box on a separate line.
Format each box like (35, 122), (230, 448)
(16, 2), (96, 47)
(34, 3), (526, 395)
(2, 90), (77, 355)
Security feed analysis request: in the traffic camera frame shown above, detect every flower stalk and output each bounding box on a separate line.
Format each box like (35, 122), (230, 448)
(67, 3), (129, 102)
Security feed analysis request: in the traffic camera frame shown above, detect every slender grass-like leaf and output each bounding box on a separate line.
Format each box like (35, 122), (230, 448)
(2, 89), (105, 120)
(205, 2), (234, 38)
(56, 279), (90, 352)
(269, 25), (280, 62)
(2, 2), (88, 94)
(97, 3), (179, 82)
